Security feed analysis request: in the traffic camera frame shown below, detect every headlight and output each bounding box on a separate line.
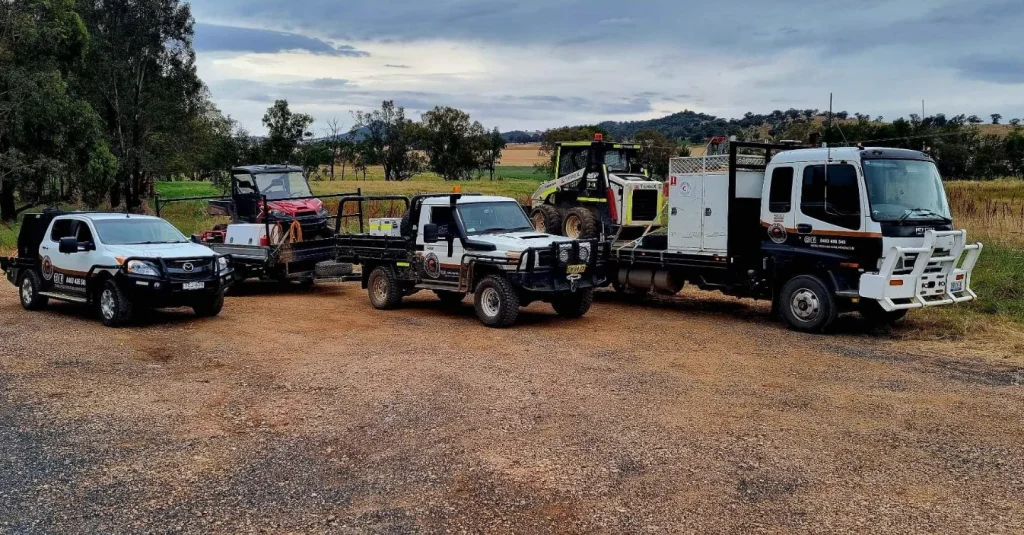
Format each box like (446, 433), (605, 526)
(557, 244), (572, 264)
(578, 242), (592, 263)
(126, 260), (159, 277)
(217, 257), (229, 271)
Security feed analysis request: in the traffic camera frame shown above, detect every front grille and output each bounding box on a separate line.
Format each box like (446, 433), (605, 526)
(165, 259), (214, 280)
(630, 190), (659, 222)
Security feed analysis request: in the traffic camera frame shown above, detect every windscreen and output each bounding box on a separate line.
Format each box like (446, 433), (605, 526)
(458, 202), (534, 236)
(604, 149), (639, 173)
(862, 159), (951, 222)
(94, 219), (188, 245)
(254, 172), (313, 200)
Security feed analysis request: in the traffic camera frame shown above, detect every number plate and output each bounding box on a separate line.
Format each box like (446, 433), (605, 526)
(182, 281), (206, 291)
(566, 264), (587, 275)
(950, 280), (964, 293)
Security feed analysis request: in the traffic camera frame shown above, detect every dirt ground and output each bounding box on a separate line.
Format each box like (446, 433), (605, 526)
(500, 144), (546, 167)
(1, 282), (1023, 534)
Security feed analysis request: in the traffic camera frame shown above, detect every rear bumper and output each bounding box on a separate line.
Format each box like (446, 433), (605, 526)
(859, 230), (983, 311)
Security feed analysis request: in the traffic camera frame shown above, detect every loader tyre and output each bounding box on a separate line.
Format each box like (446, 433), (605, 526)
(98, 279), (134, 328)
(779, 275), (837, 333)
(859, 300), (908, 327)
(551, 289), (594, 319)
(18, 270), (48, 311)
(474, 275), (520, 328)
(563, 207), (599, 239)
(368, 266), (403, 310)
(530, 204), (562, 235)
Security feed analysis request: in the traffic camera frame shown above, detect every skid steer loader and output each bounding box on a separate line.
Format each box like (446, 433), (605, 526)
(529, 134), (664, 241)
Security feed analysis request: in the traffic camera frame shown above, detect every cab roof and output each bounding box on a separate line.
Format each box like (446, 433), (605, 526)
(771, 146), (934, 164)
(41, 211), (164, 222)
(421, 195), (518, 206)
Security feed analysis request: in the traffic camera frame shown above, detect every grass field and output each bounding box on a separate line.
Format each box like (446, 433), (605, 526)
(2, 171), (1021, 329)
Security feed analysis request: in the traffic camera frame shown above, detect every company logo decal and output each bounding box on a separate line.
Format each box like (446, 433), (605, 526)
(41, 256), (54, 281)
(424, 252), (441, 279)
(183, 262), (194, 272)
(768, 223), (788, 244)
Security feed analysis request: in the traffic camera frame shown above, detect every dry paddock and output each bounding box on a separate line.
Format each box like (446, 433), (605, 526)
(1, 281), (1023, 534)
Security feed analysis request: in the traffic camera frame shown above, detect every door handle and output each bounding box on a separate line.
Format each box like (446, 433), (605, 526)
(705, 208), (712, 216)
(797, 224), (813, 234)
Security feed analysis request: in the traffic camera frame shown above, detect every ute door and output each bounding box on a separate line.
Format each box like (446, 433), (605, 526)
(420, 205), (464, 285)
(42, 217), (95, 296)
(795, 162), (866, 252)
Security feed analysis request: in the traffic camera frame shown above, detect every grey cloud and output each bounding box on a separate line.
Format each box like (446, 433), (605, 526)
(384, 64), (412, 69)
(954, 56), (1024, 85)
(194, 23), (370, 56)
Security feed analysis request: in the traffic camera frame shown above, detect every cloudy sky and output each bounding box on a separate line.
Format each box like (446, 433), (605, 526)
(187, 0), (1024, 135)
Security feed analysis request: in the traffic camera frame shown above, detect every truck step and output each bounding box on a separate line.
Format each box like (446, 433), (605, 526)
(312, 275), (362, 284)
(39, 291), (88, 304)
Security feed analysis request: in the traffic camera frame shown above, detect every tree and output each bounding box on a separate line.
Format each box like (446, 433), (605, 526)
(1, 0), (117, 220)
(77, 0), (206, 210)
(420, 106), (487, 181)
(967, 115), (983, 125)
(991, 114), (1002, 125)
(323, 117), (347, 180)
(261, 99), (314, 164)
(536, 125), (610, 176)
(352, 100), (424, 181)
(481, 128), (506, 181)
(633, 129), (686, 180)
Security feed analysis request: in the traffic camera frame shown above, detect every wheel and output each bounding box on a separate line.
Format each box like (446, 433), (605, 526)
(399, 211), (415, 236)
(779, 275), (837, 333)
(18, 271), (48, 311)
(98, 279), (134, 328)
(859, 300), (908, 327)
(551, 290), (594, 319)
(563, 207), (599, 239)
(530, 204), (562, 235)
(367, 266), (403, 310)
(193, 293), (225, 318)
(434, 290), (465, 307)
(473, 275), (520, 327)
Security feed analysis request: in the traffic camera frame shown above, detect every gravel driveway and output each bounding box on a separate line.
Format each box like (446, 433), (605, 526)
(1, 282), (1022, 534)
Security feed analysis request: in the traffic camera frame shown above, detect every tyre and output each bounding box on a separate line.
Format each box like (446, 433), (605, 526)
(530, 204), (562, 235)
(473, 275), (520, 327)
(859, 300), (909, 327)
(551, 289), (594, 319)
(399, 211), (414, 238)
(98, 279), (134, 328)
(779, 275), (837, 333)
(563, 207), (599, 239)
(18, 270), (48, 311)
(315, 261), (354, 278)
(193, 293), (225, 318)
(434, 290), (465, 307)
(367, 266), (403, 310)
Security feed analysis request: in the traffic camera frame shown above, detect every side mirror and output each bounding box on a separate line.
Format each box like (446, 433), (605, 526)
(423, 223), (440, 244)
(58, 237), (79, 254)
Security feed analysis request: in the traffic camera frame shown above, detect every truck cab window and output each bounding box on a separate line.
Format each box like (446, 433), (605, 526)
(801, 164), (861, 230)
(50, 220), (74, 241)
(768, 167), (794, 213)
(559, 148), (589, 176)
(72, 221), (94, 245)
(430, 206), (454, 235)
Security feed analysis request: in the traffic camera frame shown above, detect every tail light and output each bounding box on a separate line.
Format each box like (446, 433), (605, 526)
(259, 235), (268, 246)
(606, 188), (618, 222)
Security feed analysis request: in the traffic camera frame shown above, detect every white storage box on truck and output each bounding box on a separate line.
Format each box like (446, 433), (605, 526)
(607, 142), (982, 332)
